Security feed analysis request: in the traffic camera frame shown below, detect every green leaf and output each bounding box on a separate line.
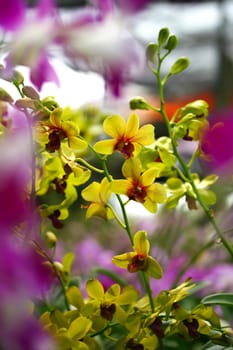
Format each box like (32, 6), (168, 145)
(201, 293), (233, 307)
(146, 43), (158, 64)
(158, 27), (170, 46)
(170, 57), (190, 75)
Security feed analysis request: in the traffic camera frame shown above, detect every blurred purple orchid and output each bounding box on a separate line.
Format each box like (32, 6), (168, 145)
(2, 0), (59, 91)
(0, 125), (55, 350)
(0, 0), (26, 31)
(1, 0), (146, 96)
(202, 109), (233, 176)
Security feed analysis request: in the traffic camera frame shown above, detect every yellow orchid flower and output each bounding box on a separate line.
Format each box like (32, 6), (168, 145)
(112, 231), (163, 279)
(111, 158), (166, 213)
(37, 107), (87, 152)
(81, 177), (114, 220)
(94, 113), (155, 158)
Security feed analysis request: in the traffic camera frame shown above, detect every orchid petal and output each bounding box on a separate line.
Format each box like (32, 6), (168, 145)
(133, 231), (149, 255)
(133, 124), (155, 145)
(125, 113), (139, 138)
(86, 279), (104, 299)
(147, 256), (163, 279)
(103, 115), (126, 138)
(110, 180), (131, 195)
(82, 182), (101, 202)
(93, 139), (116, 155)
(112, 252), (135, 269)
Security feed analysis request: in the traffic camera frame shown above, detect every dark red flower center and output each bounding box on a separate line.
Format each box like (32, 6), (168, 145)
(100, 303), (116, 321)
(128, 253), (147, 273)
(127, 182), (147, 203)
(114, 138), (134, 158)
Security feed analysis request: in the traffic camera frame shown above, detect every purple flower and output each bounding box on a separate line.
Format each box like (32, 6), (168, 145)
(116, 0), (149, 13)
(0, 311), (55, 350)
(30, 52), (59, 91)
(202, 110), (233, 175)
(1, 316), (55, 350)
(0, 0), (26, 31)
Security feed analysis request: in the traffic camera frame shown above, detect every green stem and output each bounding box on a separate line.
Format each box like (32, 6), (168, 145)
(140, 271), (154, 312)
(93, 267), (128, 287)
(32, 240), (70, 311)
(76, 157), (104, 174)
(155, 52), (233, 260)
(171, 239), (215, 288)
(101, 158), (133, 245)
(106, 203), (126, 230)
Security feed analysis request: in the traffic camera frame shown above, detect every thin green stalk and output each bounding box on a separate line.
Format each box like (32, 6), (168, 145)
(93, 267), (128, 287)
(32, 240), (70, 311)
(76, 157), (104, 174)
(155, 51), (233, 260)
(140, 271), (155, 313)
(106, 203), (126, 230)
(101, 158), (133, 245)
(171, 239), (215, 288)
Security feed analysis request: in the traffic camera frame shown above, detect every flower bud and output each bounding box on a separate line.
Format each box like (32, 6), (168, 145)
(129, 97), (151, 110)
(45, 231), (57, 248)
(170, 57), (189, 75)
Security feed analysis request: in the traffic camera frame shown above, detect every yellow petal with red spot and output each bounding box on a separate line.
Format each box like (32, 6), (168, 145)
(103, 115), (126, 138)
(112, 252), (135, 269)
(133, 231), (150, 255)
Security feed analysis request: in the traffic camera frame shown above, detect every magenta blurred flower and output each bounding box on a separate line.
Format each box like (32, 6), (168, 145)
(116, 0), (149, 13)
(30, 52), (60, 91)
(0, 131), (32, 230)
(0, 0), (26, 31)
(0, 315), (55, 350)
(202, 110), (233, 175)
(2, 0), (59, 91)
(0, 235), (53, 300)
(1, 0), (144, 95)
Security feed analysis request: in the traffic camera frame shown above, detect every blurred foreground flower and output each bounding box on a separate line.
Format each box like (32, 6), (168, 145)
(0, 129), (55, 350)
(201, 110), (233, 176)
(1, 0), (145, 96)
